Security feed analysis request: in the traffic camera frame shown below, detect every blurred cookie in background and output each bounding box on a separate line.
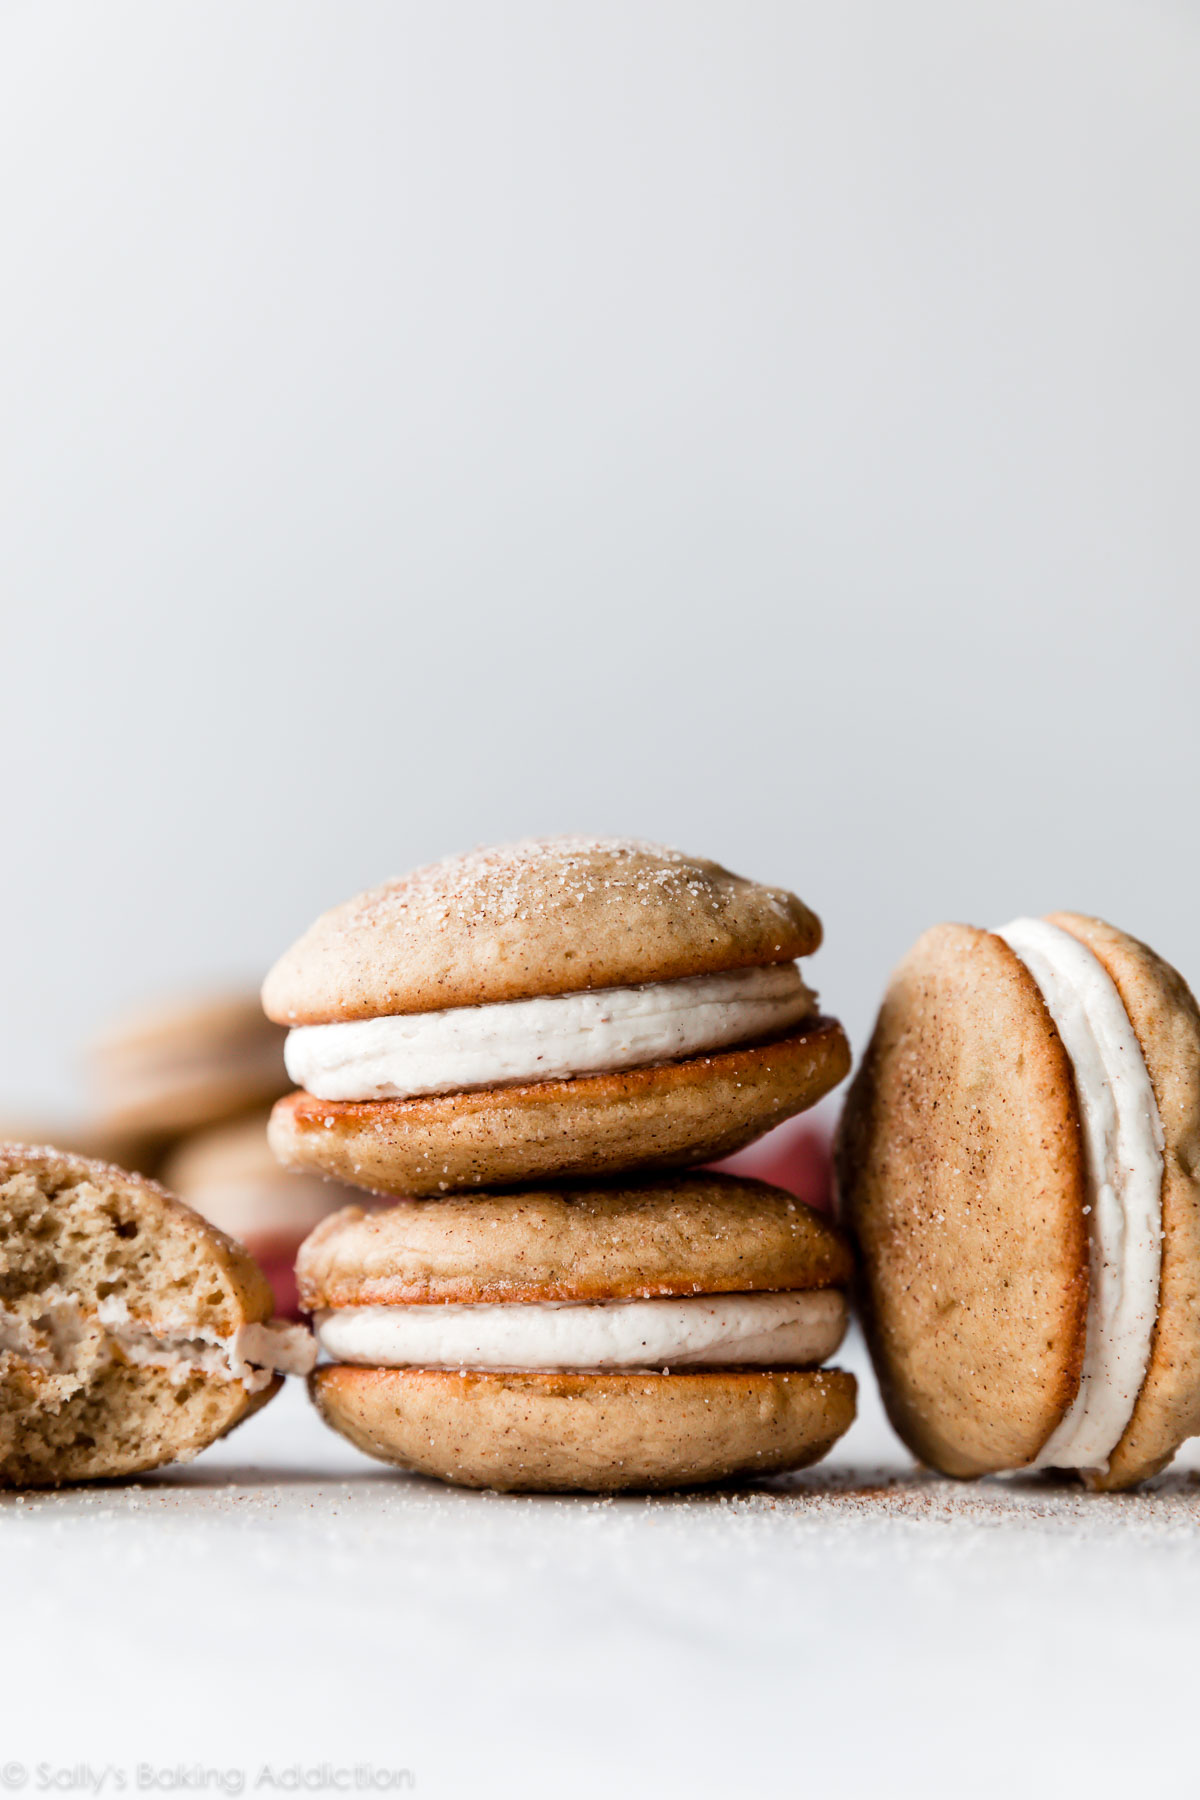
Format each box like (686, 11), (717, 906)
(0, 1115), (158, 1176)
(79, 989), (321, 1310)
(163, 1113), (352, 1315)
(88, 991), (289, 1146)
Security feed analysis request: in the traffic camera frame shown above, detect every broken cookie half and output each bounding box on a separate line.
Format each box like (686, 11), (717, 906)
(0, 1143), (314, 1486)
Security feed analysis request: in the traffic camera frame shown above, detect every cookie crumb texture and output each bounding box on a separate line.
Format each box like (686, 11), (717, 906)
(311, 1366), (857, 1492)
(0, 1147), (276, 1486)
(271, 1020), (850, 1195)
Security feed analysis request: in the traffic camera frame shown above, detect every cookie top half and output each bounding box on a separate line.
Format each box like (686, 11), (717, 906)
(263, 837), (821, 1025)
(297, 1172), (853, 1309)
(835, 922), (1090, 1477)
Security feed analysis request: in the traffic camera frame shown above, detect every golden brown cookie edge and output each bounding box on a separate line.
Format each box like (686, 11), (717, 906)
(309, 1364), (856, 1492)
(263, 838), (822, 1024)
(271, 1020), (850, 1196)
(1049, 913), (1200, 1489)
(835, 923), (1089, 1477)
(296, 1173), (853, 1308)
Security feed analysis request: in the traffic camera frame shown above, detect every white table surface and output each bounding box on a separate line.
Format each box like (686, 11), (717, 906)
(4, 1327), (1198, 1799)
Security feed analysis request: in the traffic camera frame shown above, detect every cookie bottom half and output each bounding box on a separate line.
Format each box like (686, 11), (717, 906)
(311, 1364), (856, 1492)
(273, 1020), (850, 1196)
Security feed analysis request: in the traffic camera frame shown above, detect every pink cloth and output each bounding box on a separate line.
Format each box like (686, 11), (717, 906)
(708, 1115), (834, 1213)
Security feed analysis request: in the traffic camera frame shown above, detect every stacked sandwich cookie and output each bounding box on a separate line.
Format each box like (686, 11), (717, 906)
(837, 912), (1200, 1491)
(298, 1178), (855, 1491)
(265, 837), (847, 1193)
(266, 836), (857, 1491)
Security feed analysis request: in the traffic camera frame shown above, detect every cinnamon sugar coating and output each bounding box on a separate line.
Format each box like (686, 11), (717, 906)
(296, 1173), (853, 1309)
(310, 1365), (857, 1492)
(263, 837), (821, 1025)
(270, 1019), (850, 1196)
(836, 924), (1089, 1478)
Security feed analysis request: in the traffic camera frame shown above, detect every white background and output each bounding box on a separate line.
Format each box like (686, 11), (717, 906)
(2, 0), (1198, 1111)
(2, 5), (1199, 1795)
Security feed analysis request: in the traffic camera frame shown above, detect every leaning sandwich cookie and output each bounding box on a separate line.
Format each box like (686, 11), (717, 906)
(299, 1174), (857, 1491)
(0, 1145), (315, 1485)
(264, 837), (849, 1195)
(836, 912), (1200, 1491)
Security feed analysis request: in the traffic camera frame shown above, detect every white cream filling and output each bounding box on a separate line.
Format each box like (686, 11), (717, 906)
(314, 1288), (846, 1372)
(0, 1293), (315, 1395)
(96, 1300), (316, 1392)
(285, 963), (816, 1102)
(995, 918), (1164, 1473)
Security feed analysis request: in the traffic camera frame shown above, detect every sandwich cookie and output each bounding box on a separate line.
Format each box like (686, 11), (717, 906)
(299, 1173), (857, 1491)
(264, 837), (849, 1195)
(163, 1114), (354, 1315)
(836, 913), (1200, 1490)
(0, 1145), (314, 1486)
(89, 991), (289, 1143)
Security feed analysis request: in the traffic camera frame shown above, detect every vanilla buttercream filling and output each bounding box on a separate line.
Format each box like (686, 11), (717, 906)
(96, 1303), (317, 1392)
(285, 963), (816, 1102)
(314, 1288), (846, 1372)
(0, 1293), (315, 1394)
(995, 918), (1164, 1473)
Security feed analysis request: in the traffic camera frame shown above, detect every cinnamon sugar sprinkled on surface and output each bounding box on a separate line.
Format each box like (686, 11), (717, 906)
(13, 1435), (1200, 1544)
(757, 1465), (1200, 1537)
